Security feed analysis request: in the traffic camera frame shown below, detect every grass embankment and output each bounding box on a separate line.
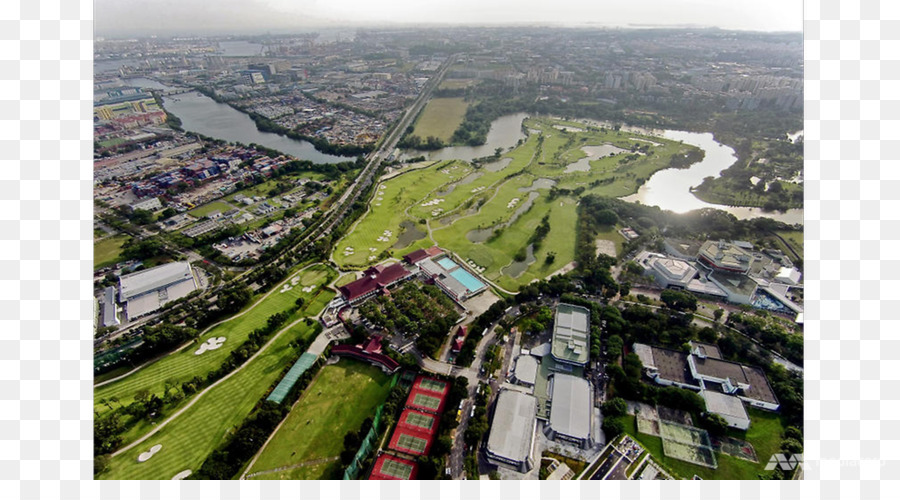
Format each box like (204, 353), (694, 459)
(621, 408), (785, 480)
(774, 230), (804, 261)
(97, 294), (332, 480)
(248, 360), (394, 480)
(411, 97), (469, 143)
(94, 265), (336, 447)
(94, 234), (131, 270)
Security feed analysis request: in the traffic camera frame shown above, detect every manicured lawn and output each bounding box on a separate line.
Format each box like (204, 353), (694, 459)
(621, 408), (786, 480)
(188, 200), (234, 218)
(332, 160), (465, 268)
(97, 317), (324, 480)
(438, 79), (476, 90)
(94, 264), (336, 419)
(412, 97), (469, 143)
(94, 234), (130, 270)
(248, 360), (394, 479)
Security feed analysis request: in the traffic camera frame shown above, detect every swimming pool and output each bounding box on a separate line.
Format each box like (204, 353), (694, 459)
(437, 257), (458, 270)
(449, 268), (485, 293)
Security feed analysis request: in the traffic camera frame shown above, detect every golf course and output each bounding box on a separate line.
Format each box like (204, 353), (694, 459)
(333, 116), (702, 290)
(94, 264), (336, 447)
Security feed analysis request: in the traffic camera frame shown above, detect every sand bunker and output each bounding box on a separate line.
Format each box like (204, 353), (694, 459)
(137, 444), (162, 463)
(194, 337), (226, 355)
(172, 470), (192, 480)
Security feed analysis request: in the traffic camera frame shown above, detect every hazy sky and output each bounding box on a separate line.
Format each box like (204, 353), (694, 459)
(96, 0), (803, 37)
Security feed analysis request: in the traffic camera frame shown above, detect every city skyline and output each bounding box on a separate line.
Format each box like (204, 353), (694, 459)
(95, 0), (803, 37)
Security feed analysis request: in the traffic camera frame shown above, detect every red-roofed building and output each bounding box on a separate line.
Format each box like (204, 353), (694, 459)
(368, 453), (418, 480)
(331, 334), (400, 374)
(338, 263), (412, 305)
(403, 245), (444, 265)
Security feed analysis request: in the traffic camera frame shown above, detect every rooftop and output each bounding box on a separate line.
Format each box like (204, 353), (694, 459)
(551, 303), (590, 366)
(701, 390), (749, 420)
(118, 261), (195, 302)
(548, 374), (592, 440)
(487, 390), (537, 463)
(698, 240), (754, 273)
(338, 263), (411, 302)
(649, 346), (695, 386)
(514, 355), (539, 386)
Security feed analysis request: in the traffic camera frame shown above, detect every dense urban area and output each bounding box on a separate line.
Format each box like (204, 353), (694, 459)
(93, 27), (804, 481)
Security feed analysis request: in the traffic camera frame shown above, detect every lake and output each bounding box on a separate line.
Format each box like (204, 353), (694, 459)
(400, 113), (529, 162)
(123, 79), (350, 164)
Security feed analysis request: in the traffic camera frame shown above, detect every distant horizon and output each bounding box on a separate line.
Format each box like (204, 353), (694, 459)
(95, 22), (803, 40)
(94, 0), (802, 38)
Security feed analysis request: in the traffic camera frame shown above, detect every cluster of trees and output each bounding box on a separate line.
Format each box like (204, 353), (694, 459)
(240, 108), (374, 157)
(397, 133), (446, 150)
(600, 397), (628, 438)
(339, 416), (375, 468)
(194, 401), (289, 479)
(359, 283), (458, 357)
(727, 312), (803, 365)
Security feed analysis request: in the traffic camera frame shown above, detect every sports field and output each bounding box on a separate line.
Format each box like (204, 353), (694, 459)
(412, 393), (442, 412)
(393, 433), (428, 454)
(624, 408), (786, 480)
(411, 97), (469, 143)
(377, 457), (415, 479)
(338, 117), (700, 290)
(188, 200), (234, 218)
(417, 378), (447, 393)
(94, 234), (130, 270)
(96, 309), (327, 480)
(94, 264), (336, 441)
(247, 360), (394, 480)
(403, 411), (435, 431)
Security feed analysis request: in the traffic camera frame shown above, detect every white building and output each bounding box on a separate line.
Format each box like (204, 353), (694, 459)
(544, 374), (593, 449)
(701, 390), (750, 430)
(485, 390), (538, 473)
(129, 197), (162, 212)
(634, 251), (698, 289)
(119, 261), (198, 320)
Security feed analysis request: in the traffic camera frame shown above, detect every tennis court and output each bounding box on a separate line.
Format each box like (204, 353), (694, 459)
(412, 393), (442, 411)
(394, 433), (429, 454)
(417, 378), (447, 393)
(404, 411), (435, 431)
(378, 458), (415, 479)
(661, 439), (718, 469)
(659, 420), (712, 448)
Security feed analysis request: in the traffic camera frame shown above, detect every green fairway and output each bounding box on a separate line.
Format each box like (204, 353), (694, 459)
(188, 200), (234, 218)
(337, 116), (701, 290)
(332, 160), (467, 268)
(94, 264), (336, 421)
(248, 360), (394, 480)
(94, 234), (130, 270)
(97, 315), (326, 480)
(412, 97), (469, 143)
(623, 408), (785, 480)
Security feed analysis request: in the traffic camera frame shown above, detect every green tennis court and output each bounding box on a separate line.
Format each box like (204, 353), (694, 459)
(404, 412), (435, 430)
(396, 434), (428, 454)
(418, 379), (446, 393)
(412, 394), (442, 411)
(379, 459), (414, 479)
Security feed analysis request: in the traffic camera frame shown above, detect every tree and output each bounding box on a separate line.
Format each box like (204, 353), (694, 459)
(606, 334), (624, 359)
(601, 397), (627, 418)
(700, 413), (729, 436)
(601, 417), (624, 438)
(660, 289), (698, 312)
(714, 308), (725, 322)
(596, 209), (618, 226)
(161, 207), (177, 219)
